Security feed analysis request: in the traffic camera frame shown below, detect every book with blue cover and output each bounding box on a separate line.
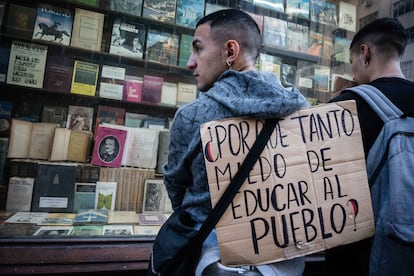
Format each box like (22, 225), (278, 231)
(175, 0), (205, 28)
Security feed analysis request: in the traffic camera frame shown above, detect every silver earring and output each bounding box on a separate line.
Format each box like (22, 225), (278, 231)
(226, 60), (232, 68)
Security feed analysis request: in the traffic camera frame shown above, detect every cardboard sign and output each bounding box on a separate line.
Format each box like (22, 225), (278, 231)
(200, 100), (375, 266)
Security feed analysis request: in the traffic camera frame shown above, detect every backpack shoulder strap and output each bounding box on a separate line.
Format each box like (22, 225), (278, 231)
(346, 84), (403, 122)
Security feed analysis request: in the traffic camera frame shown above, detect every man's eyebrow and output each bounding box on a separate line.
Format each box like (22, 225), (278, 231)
(192, 38), (202, 47)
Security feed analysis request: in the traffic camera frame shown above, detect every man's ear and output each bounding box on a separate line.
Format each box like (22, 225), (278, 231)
(225, 40), (240, 63)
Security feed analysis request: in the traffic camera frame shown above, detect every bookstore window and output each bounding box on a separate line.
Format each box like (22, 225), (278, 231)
(394, 0), (414, 17)
(359, 11), (378, 27)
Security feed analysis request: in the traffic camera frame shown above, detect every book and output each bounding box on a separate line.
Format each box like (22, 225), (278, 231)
(7, 119), (56, 160)
(178, 34), (193, 68)
(338, 1), (356, 32)
(137, 213), (167, 225)
(142, 75), (164, 105)
(286, 0), (309, 19)
(41, 105), (68, 128)
(123, 75), (143, 103)
(73, 182), (96, 212)
(333, 36), (351, 63)
(32, 3), (73, 46)
(8, 159), (37, 178)
(49, 128), (92, 162)
(281, 63), (297, 87)
(176, 82), (197, 107)
(286, 21), (308, 54)
(34, 226), (73, 236)
(5, 211), (48, 224)
(99, 65), (126, 100)
(176, 0), (205, 28)
(0, 46), (10, 83)
(259, 53), (282, 79)
(122, 127), (159, 169)
(109, 0), (143, 17)
(37, 213), (76, 226)
(6, 40), (48, 89)
(70, 60), (100, 97)
(124, 112), (148, 128)
(142, 0), (177, 24)
(91, 126), (127, 168)
(70, 225), (103, 235)
(14, 101), (43, 122)
(94, 105), (126, 138)
(31, 162), (78, 213)
(66, 105), (94, 131)
(44, 56), (74, 93)
(0, 100), (12, 137)
(95, 181), (117, 211)
(70, 8), (104, 51)
(73, 209), (108, 225)
(156, 130), (170, 174)
(108, 211), (139, 224)
(109, 18), (146, 60)
(145, 28), (179, 66)
(146, 117), (169, 129)
(253, 0), (285, 13)
(5, 177), (35, 212)
(313, 65), (330, 92)
(134, 225), (160, 236)
(142, 178), (171, 213)
(103, 224), (134, 236)
(4, 4), (37, 39)
(263, 16), (287, 49)
(161, 82), (177, 106)
(307, 28), (323, 57)
(310, 0), (337, 26)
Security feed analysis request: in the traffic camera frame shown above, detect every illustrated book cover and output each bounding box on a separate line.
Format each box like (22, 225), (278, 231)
(37, 213), (76, 226)
(99, 65), (126, 100)
(94, 105), (126, 139)
(70, 225), (103, 236)
(70, 60), (100, 97)
(145, 28), (179, 66)
(4, 4), (36, 39)
(66, 105), (94, 132)
(253, 0), (285, 13)
(31, 162), (78, 213)
(6, 40), (48, 89)
(73, 209), (108, 225)
(70, 8), (104, 51)
(34, 226), (73, 236)
(73, 182), (96, 212)
(310, 0), (337, 26)
(91, 126), (127, 168)
(263, 16), (287, 49)
(142, 178), (172, 213)
(103, 224), (134, 236)
(142, 0), (177, 24)
(109, 18), (146, 60)
(95, 181), (118, 211)
(41, 105), (68, 128)
(0, 100), (12, 137)
(109, 0), (143, 17)
(178, 33), (193, 68)
(32, 3), (73, 46)
(286, 0), (309, 19)
(175, 0), (205, 28)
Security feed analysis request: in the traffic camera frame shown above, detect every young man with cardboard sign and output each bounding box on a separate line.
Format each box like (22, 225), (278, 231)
(200, 100), (375, 266)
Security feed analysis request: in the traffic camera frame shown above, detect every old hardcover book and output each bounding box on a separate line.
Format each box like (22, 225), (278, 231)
(175, 0), (204, 28)
(123, 127), (159, 169)
(286, 0), (309, 19)
(145, 28), (179, 66)
(7, 119), (56, 160)
(66, 105), (94, 132)
(123, 75), (143, 103)
(73, 182), (96, 212)
(73, 209), (108, 225)
(109, 0), (143, 17)
(103, 224), (134, 236)
(142, 0), (177, 24)
(32, 3), (73, 46)
(5, 177), (35, 212)
(70, 8), (104, 51)
(31, 162), (78, 213)
(109, 18), (146, 60)
(99, 65), (126, 100)
(44, 55), (74, 93)
(178, 34), (193, 68)
(142, 75), (163, 105)
(263, 16), (287, 49)
(6, 41), (48, 89)
(0, 100), (12, 137)
(161, 81), (177, 106)
(91, 126), (127, 168)
(108, 210), (139, 224)
(95, 181), (117, 211)
(70, 60), (99, 97)
(156, 130), (170, 174)
(49, 128), (92, 162)
(4, 4), (37, 39)
(177, 82), (197, 107)
(41, 105), (68, 128)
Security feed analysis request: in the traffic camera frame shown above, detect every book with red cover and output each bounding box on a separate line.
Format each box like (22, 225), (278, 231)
(91, 126), (127, 168)
(123, 75), (143, 103)
(142, 75), (163, 105)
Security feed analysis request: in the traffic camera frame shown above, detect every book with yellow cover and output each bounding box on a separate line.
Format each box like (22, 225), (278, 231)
(70, 60), (99, 96)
